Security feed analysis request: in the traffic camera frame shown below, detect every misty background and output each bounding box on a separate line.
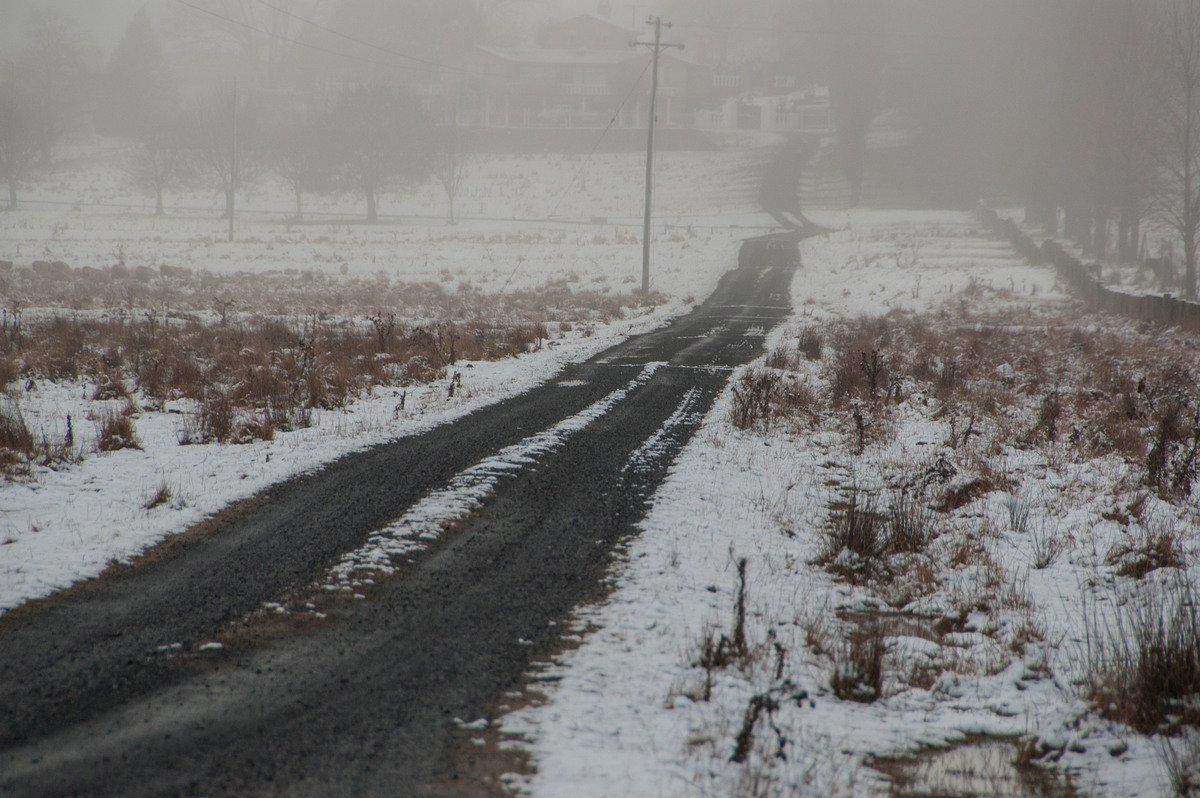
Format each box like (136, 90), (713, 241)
(2, 0), (1199, 298)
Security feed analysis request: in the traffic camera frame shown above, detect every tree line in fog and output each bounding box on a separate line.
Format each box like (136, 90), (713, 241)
(3, 0), (1200, 297)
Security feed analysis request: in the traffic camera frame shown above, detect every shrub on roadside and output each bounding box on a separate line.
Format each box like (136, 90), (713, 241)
(1086, 577), (1200, 733)
(0, 398), (35, 472)
(95, 408), (140, 451)
(831, 622), (886, 702)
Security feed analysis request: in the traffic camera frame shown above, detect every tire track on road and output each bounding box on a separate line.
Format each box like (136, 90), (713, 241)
(0, 233), (812, 797)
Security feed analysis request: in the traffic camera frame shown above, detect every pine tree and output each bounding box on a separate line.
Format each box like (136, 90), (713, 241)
(95, 9), (177, 138)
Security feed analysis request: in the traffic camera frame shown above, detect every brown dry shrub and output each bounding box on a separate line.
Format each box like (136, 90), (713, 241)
(0, 399), (35, 470)
(764, 343), (801, 372)
(731, 369), (783, 430)
(831, 622), (887, 702)
(1146, 401), (1200, 499)
(95, 408), (140, 451)
(827, 317), (891, 407)
(1087, 578), (1200, 733)
(797, 326), (823, 361)
(1105, 519), (1186, 579)
(91, 376), (129, 401)
(0, 356), (19, 389)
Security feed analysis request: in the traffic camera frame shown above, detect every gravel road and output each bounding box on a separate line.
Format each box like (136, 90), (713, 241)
(0, 147), (817, 794)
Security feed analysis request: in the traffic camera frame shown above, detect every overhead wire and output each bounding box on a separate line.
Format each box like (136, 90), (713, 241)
(171, 0), (660, 90)
(164, 0), (733, 291)
(545, 57), (655, 222)
(170, 0), (489, 80)
(500, 56), (656, 294)
(243, 0), (477, 76)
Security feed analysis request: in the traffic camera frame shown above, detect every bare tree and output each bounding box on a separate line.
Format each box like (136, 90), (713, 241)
(434, 122), (473, 224)
(96, 9), (178, 139)
(0, 83), (39, 209)
(184, 87), (262, 220)
(329, 85), (431, 222)
(126, 125), (187, 216)
(1156, 0), (1200, 299)
(1108, 1), (1160, 262)
(266, 104), (334, 221)
(662, 0), (744, 66)
(329, 0), (524, 77)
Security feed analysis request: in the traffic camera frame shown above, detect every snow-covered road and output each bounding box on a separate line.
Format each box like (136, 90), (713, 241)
(0, 231), (812, 796)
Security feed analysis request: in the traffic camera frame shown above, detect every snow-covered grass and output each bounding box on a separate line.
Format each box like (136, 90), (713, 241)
(505, 210), (1200, 798)
(0, 138), (780, 612)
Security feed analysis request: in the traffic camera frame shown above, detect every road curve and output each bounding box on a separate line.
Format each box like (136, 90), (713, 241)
(0, 230), (809, 797)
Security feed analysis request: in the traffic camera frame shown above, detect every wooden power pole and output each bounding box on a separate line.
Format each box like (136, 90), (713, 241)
(632, 18), (682, 294)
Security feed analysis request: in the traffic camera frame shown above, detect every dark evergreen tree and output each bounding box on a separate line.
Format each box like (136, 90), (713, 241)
(17, 10), (97, 166)
(95, 9), (177, 138)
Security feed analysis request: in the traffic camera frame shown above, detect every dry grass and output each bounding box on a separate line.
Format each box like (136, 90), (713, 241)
(95, 407), (140, 451)
(0, 396), (79, 476)
(144, 482), (172, 510)
(0, 397), (35, 471)
(830, 621), (887, 703)
(730, 367), (817, 431)
(1105, 517), (1186, 579)
(1160, 733), (1200, 798)
(0, 270), (652, 454)
(2, 258), (661, 325)
(816, 484), (940, 585)
(762, 314), (1200, 497)
(1086, 577), (1200, 733)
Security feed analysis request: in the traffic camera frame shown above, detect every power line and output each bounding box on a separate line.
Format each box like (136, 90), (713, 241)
(501, 56), (656, 294)
(245, 0), (477, 76)
(546, 57), (654, 221)
(169, 0), (480, 79)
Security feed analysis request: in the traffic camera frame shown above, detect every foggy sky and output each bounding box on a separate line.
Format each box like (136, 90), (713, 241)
(0, 0), (664, 63)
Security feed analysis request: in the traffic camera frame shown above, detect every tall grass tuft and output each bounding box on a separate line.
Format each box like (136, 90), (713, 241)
(1086, 577), (1200, 733)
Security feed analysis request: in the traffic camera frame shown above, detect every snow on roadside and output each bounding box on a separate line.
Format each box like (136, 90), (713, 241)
(0, 317), (646, 611)
(1, 145), (774, 613)
(327, 362), (665, 591)
(506, 210), (1193, 797)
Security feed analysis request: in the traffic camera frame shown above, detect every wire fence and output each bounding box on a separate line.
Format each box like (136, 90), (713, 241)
(980, 205), (1200, 331)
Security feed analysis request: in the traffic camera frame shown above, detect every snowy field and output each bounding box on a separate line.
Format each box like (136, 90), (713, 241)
(0, 137), (780, 611)
(505, 210), (1200, 797)
(5, 140), (1199, 797)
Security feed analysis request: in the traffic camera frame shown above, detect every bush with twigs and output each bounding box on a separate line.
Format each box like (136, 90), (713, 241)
(1086, 577), (1200, 734)
(95, 407), (140, 451)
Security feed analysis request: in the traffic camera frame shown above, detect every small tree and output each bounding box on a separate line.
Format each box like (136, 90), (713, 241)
(0, 84), (39, 209)
(266, 105), (332, 221)
(125, 123), (186, 216)
(329, 85), (432, 222)
(184, 86), (262, 220)
(435, 122), (473, 224)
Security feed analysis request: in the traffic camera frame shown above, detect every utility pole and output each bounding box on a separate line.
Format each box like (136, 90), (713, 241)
(632, 18), (682, 294)
(229, 77), (238, 243)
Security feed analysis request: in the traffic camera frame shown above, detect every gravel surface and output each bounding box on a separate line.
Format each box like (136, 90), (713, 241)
(0, 138), (819, 796)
